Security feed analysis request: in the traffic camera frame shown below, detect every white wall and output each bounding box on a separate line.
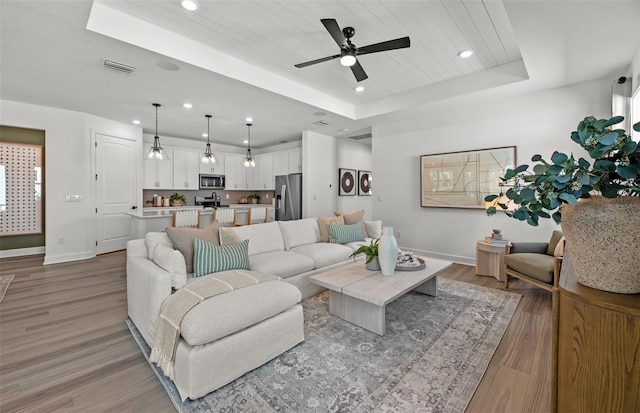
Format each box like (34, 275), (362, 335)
(0, 99), (142, 263)
(302, 131), (372, 219)
(372, 78), (611, 264)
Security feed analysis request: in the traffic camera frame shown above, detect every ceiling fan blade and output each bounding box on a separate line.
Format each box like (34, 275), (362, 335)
(356, 36), (410, 56)
(321, 18), (345, 46)
(350, 60), (368, 82)
(295, 54), (341, 68)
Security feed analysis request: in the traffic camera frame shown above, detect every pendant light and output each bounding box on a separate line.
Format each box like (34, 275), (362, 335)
(243, 123), (256, 167)
(145, 103), (169, 160)
(201, 114), (218, 164)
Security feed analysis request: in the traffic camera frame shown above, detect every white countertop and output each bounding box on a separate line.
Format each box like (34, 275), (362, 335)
(129, 205), (273, 219)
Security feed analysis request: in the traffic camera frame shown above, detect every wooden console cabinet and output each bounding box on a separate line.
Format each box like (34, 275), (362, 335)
(554, 256), (640, 412)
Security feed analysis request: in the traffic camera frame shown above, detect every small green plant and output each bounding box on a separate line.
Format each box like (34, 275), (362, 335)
(170, 192), (186, 205)
(247, 193), (260, 200)
(485, 115), (640, 225)
(350, 238), (379, 263)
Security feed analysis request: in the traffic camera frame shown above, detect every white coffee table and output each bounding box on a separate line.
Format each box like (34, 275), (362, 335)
(310, 257), (453, 335)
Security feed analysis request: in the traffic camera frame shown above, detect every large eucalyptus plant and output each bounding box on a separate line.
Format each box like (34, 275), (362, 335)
(485, 115), (640, 225)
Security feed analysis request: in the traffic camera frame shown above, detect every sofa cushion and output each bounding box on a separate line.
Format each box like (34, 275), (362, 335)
(219, 221), (285, 256)
(317, 215), (345, 242)
(180, 275), (301, 346)
(278, 218), (321, 250)
(505, 253), (556, 284)
(345, 238), (374, 251)
(146, 232), (173, 261)
(249, 250), (315, 279)
(364, 220), (382, 238)
(193, 239), (250, 277)
(166, 222), (220, 273)
(153, 243), (188, 289)
(290, 243), (353, 269)
(328, 223), (366, 244)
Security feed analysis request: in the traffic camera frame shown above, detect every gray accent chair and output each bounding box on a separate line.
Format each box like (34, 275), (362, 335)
(504, 230), (565, 292)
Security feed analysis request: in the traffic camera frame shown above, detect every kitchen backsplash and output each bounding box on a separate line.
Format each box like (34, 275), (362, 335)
(143, 189), (276, 207)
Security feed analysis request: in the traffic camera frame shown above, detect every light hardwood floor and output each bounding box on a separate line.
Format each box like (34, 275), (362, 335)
(0, 252), (552, 412)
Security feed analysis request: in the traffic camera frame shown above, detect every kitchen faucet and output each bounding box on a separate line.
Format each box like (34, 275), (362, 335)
(211, 192), (219, 208)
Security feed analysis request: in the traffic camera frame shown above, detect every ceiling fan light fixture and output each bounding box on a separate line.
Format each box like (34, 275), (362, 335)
(146, 103), (169, 161)
(201, 114), (217, 165)
(457, 49), (473, 58)
(244, 123), (256, 168)
(354, 85), (365, 92)
(340, 52), (357, 67)
(181, 0), (199, 11)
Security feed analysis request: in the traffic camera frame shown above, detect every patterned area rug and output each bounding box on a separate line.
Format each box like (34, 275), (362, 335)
(127, 277), (521, 413)
(0, 274), (15, 303)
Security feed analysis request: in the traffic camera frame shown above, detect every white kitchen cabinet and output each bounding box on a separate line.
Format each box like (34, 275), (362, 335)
(173, 148), (200, 190)
(288, 148), (302, 173)
(199, 151), (225, 175)
(272, 151), (288, 177)
(224, 154), (248, 190)
(246, 164), (257, 190)
(143, 144), (173, 189)
(255, 154), (274, 190)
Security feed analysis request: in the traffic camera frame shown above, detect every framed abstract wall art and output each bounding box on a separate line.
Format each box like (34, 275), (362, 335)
(338, 168), (356, 196)
(358, 170), (372, 196)
(420, 146), (516, 209)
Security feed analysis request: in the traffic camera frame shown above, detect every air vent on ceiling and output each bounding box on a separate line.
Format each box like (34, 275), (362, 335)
(103, 59), (136, 74)
(314, 120), (329, 126)
(348, 133), (372, 141)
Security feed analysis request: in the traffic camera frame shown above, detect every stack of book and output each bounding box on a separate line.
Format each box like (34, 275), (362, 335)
(484, 236), (509, 245)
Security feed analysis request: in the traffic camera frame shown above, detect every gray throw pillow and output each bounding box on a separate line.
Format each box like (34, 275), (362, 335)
(166, 222), (220, 273)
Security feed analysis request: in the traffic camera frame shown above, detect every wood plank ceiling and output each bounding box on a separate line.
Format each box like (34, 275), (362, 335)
(100, 0), (522, 105)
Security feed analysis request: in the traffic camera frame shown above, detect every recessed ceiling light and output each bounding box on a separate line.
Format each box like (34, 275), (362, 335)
(183, 103), (192, 109)
(181, 0), (199, 11)
(354, 85), (365, 92)
(243, 140), (249, 144)
(341, 128), (350, 132)
(457, 49), (473, 58)
(245, 117), (253, 122)
(202, 133), (208, 137)
(132, 120), (141, 125)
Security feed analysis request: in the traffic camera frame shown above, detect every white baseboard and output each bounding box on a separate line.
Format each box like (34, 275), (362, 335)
(43, 251), (95, 265)
(0, 246), (45, 258)
(400, 247), (476, 266)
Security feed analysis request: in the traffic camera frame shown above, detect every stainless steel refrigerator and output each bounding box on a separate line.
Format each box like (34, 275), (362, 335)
(275, 173), (302, 221)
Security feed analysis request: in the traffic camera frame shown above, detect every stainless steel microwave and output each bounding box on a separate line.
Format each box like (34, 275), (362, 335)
(199, 174), (225, 189)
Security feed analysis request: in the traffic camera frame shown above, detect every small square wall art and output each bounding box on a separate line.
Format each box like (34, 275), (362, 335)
(358, 170), (372, 195)
(338, 168), (356, 196)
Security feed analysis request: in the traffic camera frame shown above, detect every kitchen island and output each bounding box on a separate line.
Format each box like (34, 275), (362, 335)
(127, 205), (274, 239)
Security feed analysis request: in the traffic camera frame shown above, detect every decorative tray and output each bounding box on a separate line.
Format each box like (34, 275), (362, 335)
(395, 257), (426, 271)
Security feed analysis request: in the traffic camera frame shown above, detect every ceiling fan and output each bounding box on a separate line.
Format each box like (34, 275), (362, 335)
(294, 18), (410, 82)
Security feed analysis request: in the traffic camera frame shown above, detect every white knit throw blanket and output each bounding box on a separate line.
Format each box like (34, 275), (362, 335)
(149, 270), (280, 380)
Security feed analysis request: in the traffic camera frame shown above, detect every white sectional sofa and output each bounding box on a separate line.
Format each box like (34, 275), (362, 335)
(127, 217), (376, 400)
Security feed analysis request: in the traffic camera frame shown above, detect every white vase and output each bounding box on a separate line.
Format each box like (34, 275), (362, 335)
(378, 226), (398, 276)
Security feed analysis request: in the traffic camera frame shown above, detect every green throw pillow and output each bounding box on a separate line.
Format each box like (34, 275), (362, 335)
(193, 238), (250, 277)
(328, 223), (365, 244)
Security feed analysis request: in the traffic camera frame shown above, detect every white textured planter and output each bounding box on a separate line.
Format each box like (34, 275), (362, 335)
(561, 196), (640, 294)
(366, 257), (381, 271)
(378, 227), (398, 276)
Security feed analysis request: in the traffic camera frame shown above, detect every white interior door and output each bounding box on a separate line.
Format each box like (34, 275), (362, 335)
(96, 133), (137, 254)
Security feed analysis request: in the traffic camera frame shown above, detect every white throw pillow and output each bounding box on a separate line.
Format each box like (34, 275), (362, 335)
(364, 220), (383, 238)
(153, 243), (187, 289)
(145, 232), (173, 261)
